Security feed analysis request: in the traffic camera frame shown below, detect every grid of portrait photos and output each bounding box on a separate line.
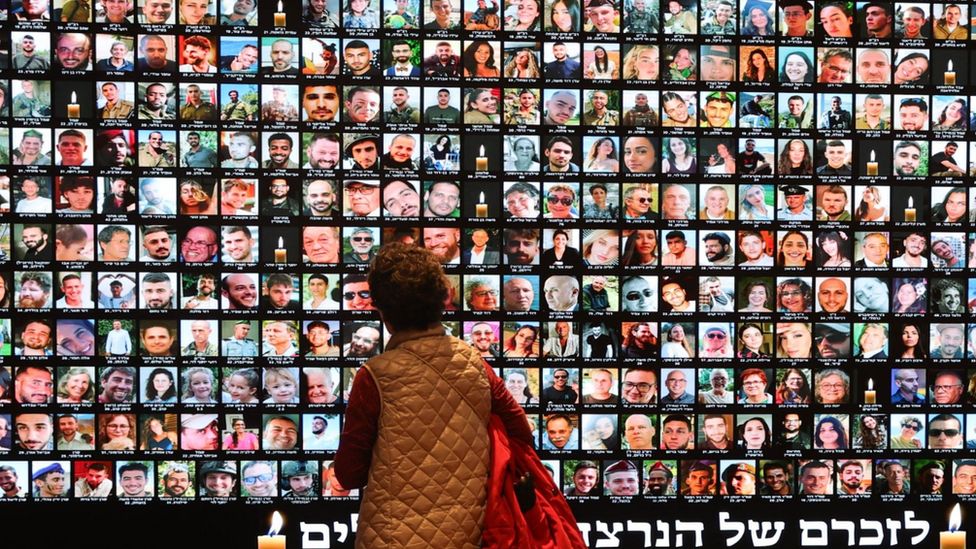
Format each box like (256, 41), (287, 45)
(0, 0), (975, 507)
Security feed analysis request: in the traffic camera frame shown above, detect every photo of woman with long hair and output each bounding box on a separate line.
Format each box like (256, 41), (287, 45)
(585, 46), (617, 79)
(777, 138), (813, 174)
(814, 415), (849, 450)
(815, 230), (852, 267)
(462, 41), (500, 77)
(775, 368), (811, 404)
(737, 323), (770, 359)
(546, 0), (579, 31)
(584, 137), (619, 172)
(738, 184), (772, 220)
(892, 278), (927, 314)
(178, 179), (217, 215)
(503, 48), (541, 78)
(621, 44), (659, 80)
(503, 327), (540, 359)
(852, 415), (887, 449)
(621, 229), (659, 266)
(742, 48), (775, 81)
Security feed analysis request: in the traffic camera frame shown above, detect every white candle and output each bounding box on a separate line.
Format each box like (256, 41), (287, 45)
(941, 504), (965, 549)
(274, 236), (287, 263)
(274, 1), (286, 26)
(866, 150), (878, 176)
(864, 378), (875, 404)
(258, 511), (286, 549)
(475, 145), (488, 171)
(476, 191), (488, 217)
(945, 60), (956, 86)
(67, 91), (80, 119)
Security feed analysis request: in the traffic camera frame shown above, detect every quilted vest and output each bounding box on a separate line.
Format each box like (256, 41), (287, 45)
(357, 331), (492, 548)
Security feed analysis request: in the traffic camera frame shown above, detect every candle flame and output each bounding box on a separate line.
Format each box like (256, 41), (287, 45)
(869, 150), (875, 162)
(479, 192), (485, 202)
(950, 503), (962, 532)
(71, 91), (77, 103)
(479, 145), (485, 156)
(867, 378), (873, 391)
(278, 236), (284, 248)
(278, 0), (283, 10)
(269, 511), (284, 536)
(908, 196), (913, 208)
(948, 60), (954, 71)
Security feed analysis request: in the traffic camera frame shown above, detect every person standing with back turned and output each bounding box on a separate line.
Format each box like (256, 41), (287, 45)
(335, 243), (535, 548)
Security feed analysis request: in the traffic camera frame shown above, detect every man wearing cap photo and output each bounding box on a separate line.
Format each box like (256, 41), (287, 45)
(180, 414), (219, 451)
(344, 134), (380, 171)
(701, 92), (735, 128)
(12, 129), (52, 166)
(220, 89), (253, 121)
(282, 461), (318, 498)
(815, 323), (850, 359)
(776, 185), (812, 220)
(932, 324), (969, 359)
(723, 463), (756, 496)
(344, 182), (381, 217)
(95, 130), (132, 168)
(200, 461), (238, 498)
(644, 462), (676, 496)
(682, 462), (715, 496)
(780, 0), (812, 35)
(699, 45), (736, 82)
(604, 461), (639, 496)
(33, 463), (68, 498)
(917, 463), (945, 494)
(262, 86), (299, 122)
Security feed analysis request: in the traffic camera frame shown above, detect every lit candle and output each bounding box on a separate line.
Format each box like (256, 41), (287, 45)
(67, 91), (80, 119)
(941, 504), (965, 549)
(476, 192), (488, 217)
(475, 145), (488, 172)
(866, 150), (878, 176)
(274, 237), (287, 263)
(258, 512), (286, 549)
(945, 60), (956, 86)
(274, 1), (286, 26)
(904, 196), (916, 222)
(864, 378), (875, 404)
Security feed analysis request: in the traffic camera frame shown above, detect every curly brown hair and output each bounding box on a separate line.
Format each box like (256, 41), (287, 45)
(368, 243), (449, 331)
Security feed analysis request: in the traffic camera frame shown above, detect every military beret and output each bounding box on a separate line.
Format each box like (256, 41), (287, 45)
(33, 463), (65, 481)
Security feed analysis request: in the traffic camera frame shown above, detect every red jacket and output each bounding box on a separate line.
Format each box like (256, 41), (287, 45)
(483, 415), (587, 549)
